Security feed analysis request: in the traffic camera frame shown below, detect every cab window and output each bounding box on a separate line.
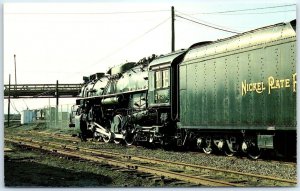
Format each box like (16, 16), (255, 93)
(155, 69), (169, 89)
(155, 71), (162, 88)
(162, 70), (169, 88)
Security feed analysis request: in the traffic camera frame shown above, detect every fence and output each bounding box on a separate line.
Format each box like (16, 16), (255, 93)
(44, 104), (73, 129)
(4, 114), (21, 126)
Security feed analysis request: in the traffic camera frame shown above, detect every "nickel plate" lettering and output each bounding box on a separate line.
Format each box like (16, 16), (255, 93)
(241, 73), (296, 96)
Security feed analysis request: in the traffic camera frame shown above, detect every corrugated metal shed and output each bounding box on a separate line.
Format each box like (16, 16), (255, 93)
(21, 110), (36, 124)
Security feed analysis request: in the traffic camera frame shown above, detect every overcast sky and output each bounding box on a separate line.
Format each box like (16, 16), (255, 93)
(2, 0), (296, 113)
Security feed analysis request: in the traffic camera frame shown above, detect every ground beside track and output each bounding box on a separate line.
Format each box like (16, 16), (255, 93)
(5, 141), (187, 187)
(4, 122), (191, 187)
(4, 122), (297, 187)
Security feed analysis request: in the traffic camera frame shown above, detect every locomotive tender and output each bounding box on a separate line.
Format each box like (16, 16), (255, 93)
(70, 20), (296, 159)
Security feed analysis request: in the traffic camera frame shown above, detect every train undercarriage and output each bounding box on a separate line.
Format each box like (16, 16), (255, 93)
(176, 129), (296, 160)
(73, 109), (296, 160)
(73, 98), (174, 149)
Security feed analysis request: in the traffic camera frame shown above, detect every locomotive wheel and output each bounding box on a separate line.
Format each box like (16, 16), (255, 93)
(93, 131), (103, 142)
(124, 133), (135, 146)
(202, 137), (213, 154)
(114, 139), (122, 144)
(103, 136), (110, 143)
(224, 147), (235, 157)
(103, 133), (112, 143)
(93, 136), (103, 142)
(247, 146), (261, 160)
(203, 146), (213, 154)
(224, 143), (236, 157)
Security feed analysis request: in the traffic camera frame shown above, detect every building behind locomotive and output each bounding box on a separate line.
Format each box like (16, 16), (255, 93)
(177, 20), (296, 158)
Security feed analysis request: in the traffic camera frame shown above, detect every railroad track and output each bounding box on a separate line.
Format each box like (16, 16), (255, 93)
(5, 136), (240, 187)
(5, 135), (296, 187)
(9, 130), (297, 167)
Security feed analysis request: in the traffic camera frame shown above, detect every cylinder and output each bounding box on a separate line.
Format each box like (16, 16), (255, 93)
(101, 97), (120, 105)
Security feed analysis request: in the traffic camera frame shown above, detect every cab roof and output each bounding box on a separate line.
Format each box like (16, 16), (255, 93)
(149, 49), (186, 70)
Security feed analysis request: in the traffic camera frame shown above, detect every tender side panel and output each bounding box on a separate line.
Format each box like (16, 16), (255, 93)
(179, 24), (296, 130)
(179, 65), (187, 124)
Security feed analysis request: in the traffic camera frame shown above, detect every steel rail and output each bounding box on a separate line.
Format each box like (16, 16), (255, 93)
(29, 131), (297, 183)
(5, 137), (240, 187)
(58, 140), (297, 185)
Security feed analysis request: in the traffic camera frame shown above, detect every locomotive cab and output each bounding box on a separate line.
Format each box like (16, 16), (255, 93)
(148, 63), (170, 106)
(145, 50), (186, 145)
(148, 50), (186, 107)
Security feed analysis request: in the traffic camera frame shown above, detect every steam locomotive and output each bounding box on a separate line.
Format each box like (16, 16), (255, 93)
(70, 20), (296, 159)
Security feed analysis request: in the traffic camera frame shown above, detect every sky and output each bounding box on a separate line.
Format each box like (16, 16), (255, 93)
(2, 0), (297, 114)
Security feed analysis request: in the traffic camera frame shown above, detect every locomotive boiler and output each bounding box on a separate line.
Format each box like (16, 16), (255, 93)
(70, 20), (296, 159)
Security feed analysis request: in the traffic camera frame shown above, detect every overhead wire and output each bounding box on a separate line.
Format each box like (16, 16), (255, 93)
(87, 17), (171, 69)
(175, 10), (241, 34)
(210, 9), (295, 15)
(8, 5), (293, 75)
(189, 4), (295, 15)
(6, 10), (169, 15)
(176, 15), (240, 34)
(22, 99), (29, 110)
(176, 10), (242, 33)
(10, 100), (21, 114)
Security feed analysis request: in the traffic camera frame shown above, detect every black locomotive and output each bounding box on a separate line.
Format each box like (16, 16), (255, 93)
(70, 20), (296, 159)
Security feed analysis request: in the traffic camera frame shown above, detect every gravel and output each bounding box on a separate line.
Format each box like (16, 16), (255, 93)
(84, 141), (296, 181)
(5, 124), (297, 181)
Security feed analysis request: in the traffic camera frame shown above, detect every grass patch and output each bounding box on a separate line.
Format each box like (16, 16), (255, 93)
(5, 122), (79, 135)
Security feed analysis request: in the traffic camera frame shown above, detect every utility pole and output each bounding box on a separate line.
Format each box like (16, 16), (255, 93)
(55, 80), (59, 127)
(8, 74), (11, 127)
(14, 54), (17, 88)
(56, 80), (59, 106)
(171, 6), (175, 52)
